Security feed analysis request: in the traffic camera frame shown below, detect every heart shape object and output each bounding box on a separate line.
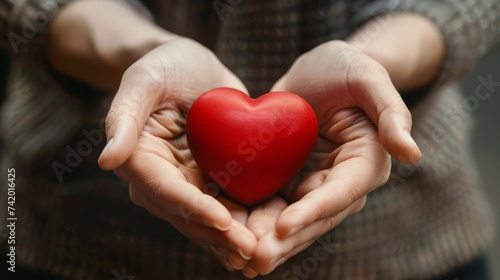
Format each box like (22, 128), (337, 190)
(186, 87), (318, 206)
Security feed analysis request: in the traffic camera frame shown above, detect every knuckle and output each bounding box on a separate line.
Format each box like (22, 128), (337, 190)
(188, 193), (210, 214)
(122, 62), (153, 82)
(252, 241), (281, 269)
(348, 59), (388, 87)
(104, 99), (126, 132)
(174, 37), (206, 52)
(303, 196), (326, 222)
(122, 62), (165, 94)
(332, 177), (358, 208)
(132, 169), (165, 206)
(147, 180), (164, 206)
(317, 40), (350, 56)
(169, 214), (190, 231)
(322, 217), (337, 233)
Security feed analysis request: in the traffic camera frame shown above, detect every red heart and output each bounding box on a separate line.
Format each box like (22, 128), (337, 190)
(186, 87), (318, 206)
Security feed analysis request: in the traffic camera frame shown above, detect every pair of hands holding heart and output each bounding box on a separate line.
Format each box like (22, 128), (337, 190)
(98, 38), (421, 277)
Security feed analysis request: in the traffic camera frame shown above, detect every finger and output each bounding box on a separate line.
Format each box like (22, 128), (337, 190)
(246, 196), (288, 239)
(145, 208), (256, 268)
(124, 152), (233, 231)
(272, 44), (421, 164)
(270, 75), (286, 92)
(228, 250), (249, 270)
(248, 200), (360, 275)
(205, 238), (252, 271)
(276, 155), (387, 236)
(98, 64), (162, 170)
(356, 77), (422, 163)
(98, 62), (247, 170)
(222, 69), (249, 95)
(246, 239), (317, 277)
(345, 56), (421, 163)
(348, 195), (367, 216)
(169, 216), (257, 265)
(218, 196), (250, 227)
(212, 220), (256, 264)
(242, 265), (259, 278)
(145, 207), (255, 261)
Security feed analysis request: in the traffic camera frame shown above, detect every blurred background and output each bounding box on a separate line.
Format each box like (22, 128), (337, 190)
(461, 44), (500, 280)
(0, 37), (498, 280)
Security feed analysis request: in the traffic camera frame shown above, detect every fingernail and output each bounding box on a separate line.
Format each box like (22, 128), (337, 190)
(239, 249), (252, 260)
(231, 253), (248, 270)
(213, 220), (232, 231)
(403, 131), (421, 159)
(99, 138), (114, 160)
(243, 267), (258, 278)
(403, 131), (418, 149)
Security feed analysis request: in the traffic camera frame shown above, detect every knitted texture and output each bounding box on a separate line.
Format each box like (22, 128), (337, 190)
(356, 0), (500, 83)
(0, 0), (152, 54)
(0, 0), (499, 279)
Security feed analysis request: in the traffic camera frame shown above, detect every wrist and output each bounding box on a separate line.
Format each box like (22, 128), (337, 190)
(347, 13), (445, 92)
(47, 0), (177, 91)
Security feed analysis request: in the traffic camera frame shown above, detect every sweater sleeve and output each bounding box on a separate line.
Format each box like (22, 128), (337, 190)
(353, 0), (500, 83)
(0, 0), (153, 55)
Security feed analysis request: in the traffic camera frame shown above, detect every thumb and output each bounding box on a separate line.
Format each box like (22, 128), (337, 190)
(351, 69), (422, 164)
(272, 67), (421, 164)
(377, 99), (422, 164)
(98, 68), (160, 170)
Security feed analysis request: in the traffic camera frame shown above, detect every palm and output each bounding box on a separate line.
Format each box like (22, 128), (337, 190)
(242, 41), (418, 277)
(141, 110), (202, 188)
(258, 41), (393, 222)
(287, 108), (388, 203)
(102, 38), (256, 270)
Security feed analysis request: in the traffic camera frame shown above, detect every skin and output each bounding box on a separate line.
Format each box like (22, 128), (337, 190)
(48, 0), (444, 277)
(47, 0), (176, 90)
(240, 14), (444, 277)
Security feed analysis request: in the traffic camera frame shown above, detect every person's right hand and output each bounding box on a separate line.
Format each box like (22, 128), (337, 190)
(98, 38), (257, 270)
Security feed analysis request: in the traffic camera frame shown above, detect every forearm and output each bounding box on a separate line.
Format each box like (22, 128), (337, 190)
(47, 0), (178, 91)
(347, 13), (445, 92)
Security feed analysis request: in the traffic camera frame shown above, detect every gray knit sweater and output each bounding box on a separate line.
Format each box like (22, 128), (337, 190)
(0, 0), (499, 279)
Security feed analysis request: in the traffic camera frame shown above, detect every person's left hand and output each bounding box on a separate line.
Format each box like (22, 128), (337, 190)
(241, 40), (422, 277)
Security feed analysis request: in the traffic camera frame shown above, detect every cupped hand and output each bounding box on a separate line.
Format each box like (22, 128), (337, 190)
(98, 38), (256, 270)
(242, 40), (421, 277)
